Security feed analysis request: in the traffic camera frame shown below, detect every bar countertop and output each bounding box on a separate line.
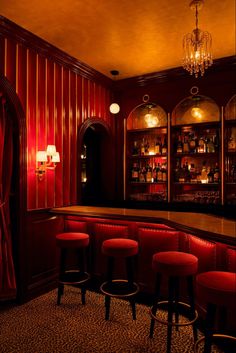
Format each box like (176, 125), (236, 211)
(50, 206), (236, 243)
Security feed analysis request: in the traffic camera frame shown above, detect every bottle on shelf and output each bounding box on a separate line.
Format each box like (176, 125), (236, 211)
(189, 133), (196, 153)
(132, 140), (139, 156)
(161, 136), (167, 155)
(154, 137), (161, 155)
(230, 164), (236, 182)
(140, 138), (145, 156)
(157, 163), (163, 182)
(201, 161), (208, 183)
(139, 165), (146, 182)
(207, 167), (214, 183)
(183, 135), (190, 153)
(161, 162), (167, 182)
(190, 163), (197, 183)
(152, 163), (157, 182)
(198, 136), (206, 153)
(206, 137), (215, 153)
(131, 162), (139, 182)
(213, 162), (220, 183)
(228, 131), (236, 151)
(176, 135), (183, 153)
(144, 139), (150, 155)
(146, 163), (153, 182)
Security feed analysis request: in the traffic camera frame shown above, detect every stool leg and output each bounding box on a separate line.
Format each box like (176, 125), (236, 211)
(105, 295), (111, 320)
(167, 276), (175, 353)
(81, 286), (86, 305)
(126, 256), (137, 320)
(149, 272), (162, 338)
(104, 256), (114, 320)
(174, 277), (179, 331)
(57, 248), (66, 305)
(187, 275), (198, 342)
(204, 303), (216, 353)
(78, 248), (86, 274)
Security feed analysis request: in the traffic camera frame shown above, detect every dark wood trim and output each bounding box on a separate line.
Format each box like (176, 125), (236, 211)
(116, 56), (236, 89)
(0, 15), (112, 86)
(50, 208), (236, 247)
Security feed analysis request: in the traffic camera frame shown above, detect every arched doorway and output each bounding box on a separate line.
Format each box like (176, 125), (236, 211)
(78, 118), (115, 205)
(0, 75), (27, 301)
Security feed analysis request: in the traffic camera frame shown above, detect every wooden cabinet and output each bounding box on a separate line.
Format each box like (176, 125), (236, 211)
(225, 95), (236, 206)
(125, 101), (168, 203)
(124, 91), (236, 210)
(170, 93), (221, 205)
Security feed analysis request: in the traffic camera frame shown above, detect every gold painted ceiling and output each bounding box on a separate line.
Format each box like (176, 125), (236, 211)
(0, 0), (235, 79)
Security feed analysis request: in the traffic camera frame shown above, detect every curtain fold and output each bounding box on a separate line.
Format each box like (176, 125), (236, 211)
(0, 92), (17, 300)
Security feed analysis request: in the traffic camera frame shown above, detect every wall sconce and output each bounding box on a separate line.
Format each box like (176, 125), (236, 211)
(35, 145), (60, 180)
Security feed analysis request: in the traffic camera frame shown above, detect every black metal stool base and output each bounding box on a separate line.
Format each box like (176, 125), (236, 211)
(57, 270), (90, 305)
(150, 300), (198, 327)
(100, 279), (139, 320)
(194, 334), (236, 353)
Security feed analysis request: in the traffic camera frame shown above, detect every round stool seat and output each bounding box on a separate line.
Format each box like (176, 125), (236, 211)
(196, 271), (236, 308)
(102, 238), (138, 258)
(56, 232), (89, 248)
(152, 251), (198, 277)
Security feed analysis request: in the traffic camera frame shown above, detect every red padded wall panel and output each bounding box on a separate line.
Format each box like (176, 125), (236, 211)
(5, 38), (16, 88)
(54, 63), (63, 207)
(36, 54), (47, 209)
(69, 71), (78, 205)
(27, 49), (37, 210)
(62, 68), (70, 205)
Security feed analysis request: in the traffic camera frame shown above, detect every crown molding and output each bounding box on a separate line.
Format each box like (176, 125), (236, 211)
(0, 16), (112, 87)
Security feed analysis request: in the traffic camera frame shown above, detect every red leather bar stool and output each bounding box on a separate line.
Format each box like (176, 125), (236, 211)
(194, 271), (236, 353)
(100, 238), (139, 320)
(149, 251), (199, 353)
(56, 232), (90, 305)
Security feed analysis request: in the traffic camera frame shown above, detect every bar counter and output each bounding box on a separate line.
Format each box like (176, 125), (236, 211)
(51, 206), (236, 243)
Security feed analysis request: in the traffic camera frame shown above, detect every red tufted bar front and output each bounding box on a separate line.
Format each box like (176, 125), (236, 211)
(61, 214), (236, 331)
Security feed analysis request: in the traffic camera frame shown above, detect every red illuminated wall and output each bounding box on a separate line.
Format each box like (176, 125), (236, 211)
(0, 17), (114, 210)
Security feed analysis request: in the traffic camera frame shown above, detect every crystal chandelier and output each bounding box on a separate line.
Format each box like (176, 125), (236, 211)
(183, 0), (213, 78)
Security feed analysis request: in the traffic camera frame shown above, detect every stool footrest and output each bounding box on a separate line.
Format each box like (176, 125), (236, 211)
(100, 279), (139, 298)
(150, 300), (198, 327)
(194, 334), (236, 353)
(59, 270), (90, 285)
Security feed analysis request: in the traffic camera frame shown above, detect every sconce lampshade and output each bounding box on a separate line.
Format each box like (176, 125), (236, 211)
(46, 144), (57, 156)
(36, 151), (47, 162)
(51, 152), (60, 163)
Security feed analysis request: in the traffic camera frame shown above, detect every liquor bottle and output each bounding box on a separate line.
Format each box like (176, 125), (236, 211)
(198, 136), (206, 153)
(228, 132), (236, 151)
(174, 160), (180, 182)
(146, 163), (153, 182)
(189, 133), (196, 153)
(161, 136), (167, 155)
(144, 139), (149, 155)
(231, 164), (236, 182)
(154, 138), (161, 155)
(201, 161), (208, 183)
(183, 135), (190, 153)
(178, 164), (186, 183)
(139, 166), (146, 182)
(206, 137), (215, 153)
(132, 141), (139, 156)
(207, 168), (214, 183)
(213, 163), (220, 183)
(184, 161), (191, 182)
(176, 135), (183, 153)
(140, 138), (145, 156)
(161, 163), (167, 182)
(152, 163), (157, 182)
(157, 163), (163, 182)
(131, 162), (139, 182)
(190, 163), (197, 183)
(213, 131), (219, 151)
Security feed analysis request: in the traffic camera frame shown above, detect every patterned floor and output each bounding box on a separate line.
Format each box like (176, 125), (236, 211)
(0, 287), (224, 353)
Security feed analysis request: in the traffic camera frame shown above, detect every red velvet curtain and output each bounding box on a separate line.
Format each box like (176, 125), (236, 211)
(0, 92), (16, 300)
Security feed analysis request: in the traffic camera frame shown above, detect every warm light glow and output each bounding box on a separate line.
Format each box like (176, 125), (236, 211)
(109, 103), (120, 114)
(36, 151), (47, 162)
(182, 0), (213, 77)
(144, 113), (159, 127)
(46, 144), (57, 156)
(191, 107), (203, 119)
(51, 152), (60, 163)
